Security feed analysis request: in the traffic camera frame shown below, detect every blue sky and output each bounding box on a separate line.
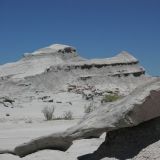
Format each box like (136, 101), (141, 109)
(0, 0), (160, 76)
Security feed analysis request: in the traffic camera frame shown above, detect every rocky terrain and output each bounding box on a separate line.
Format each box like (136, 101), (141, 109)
(0, 44), (159, 160)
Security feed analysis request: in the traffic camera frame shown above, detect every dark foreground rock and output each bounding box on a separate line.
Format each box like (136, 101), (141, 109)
(78, 117), (160, 160)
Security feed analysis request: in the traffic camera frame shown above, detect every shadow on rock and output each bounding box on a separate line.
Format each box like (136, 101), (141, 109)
(78, 117), (160, 160)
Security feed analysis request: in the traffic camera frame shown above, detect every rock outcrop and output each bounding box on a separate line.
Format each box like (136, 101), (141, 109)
(0, 44), (81, 79)
(0, 44), (145, 81)
(0, 78), (159, 157)
(24, 44), (77, 57)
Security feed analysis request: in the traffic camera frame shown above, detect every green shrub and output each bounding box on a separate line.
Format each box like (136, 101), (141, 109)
(101, 94), (120, 103)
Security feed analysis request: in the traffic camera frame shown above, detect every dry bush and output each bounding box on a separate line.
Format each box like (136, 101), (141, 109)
(84, 102), (96, 114)
(42, 105), (55, 120)
(63, 111), (73, 120)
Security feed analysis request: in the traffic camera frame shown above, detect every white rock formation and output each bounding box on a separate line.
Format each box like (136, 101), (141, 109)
(0, 44), (81, 79)
(0, 44), (149, 97)
(0, 44), (144, 80)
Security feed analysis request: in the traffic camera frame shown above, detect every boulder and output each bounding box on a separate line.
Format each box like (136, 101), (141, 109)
(78, 117), (160, 160)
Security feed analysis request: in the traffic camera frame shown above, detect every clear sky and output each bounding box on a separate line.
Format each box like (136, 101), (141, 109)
(0, 0), (160, 76)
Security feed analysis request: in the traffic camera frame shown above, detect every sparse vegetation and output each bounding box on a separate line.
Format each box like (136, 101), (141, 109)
(42, 105), (73, 121)
(101, 94), (120, 103)
(84, 102), (96, 114)
(25, 118), (32, 124)
(63, 111), (73, 120)
(42, 105), (55, 120)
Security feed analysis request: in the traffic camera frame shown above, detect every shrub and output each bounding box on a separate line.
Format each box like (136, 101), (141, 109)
(101, 94), (120, 103)
(25, 118), (32, 124)
(84, 102), (96, 114)
(63, 111), (73, 120)
(42, 105), (55, 120)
